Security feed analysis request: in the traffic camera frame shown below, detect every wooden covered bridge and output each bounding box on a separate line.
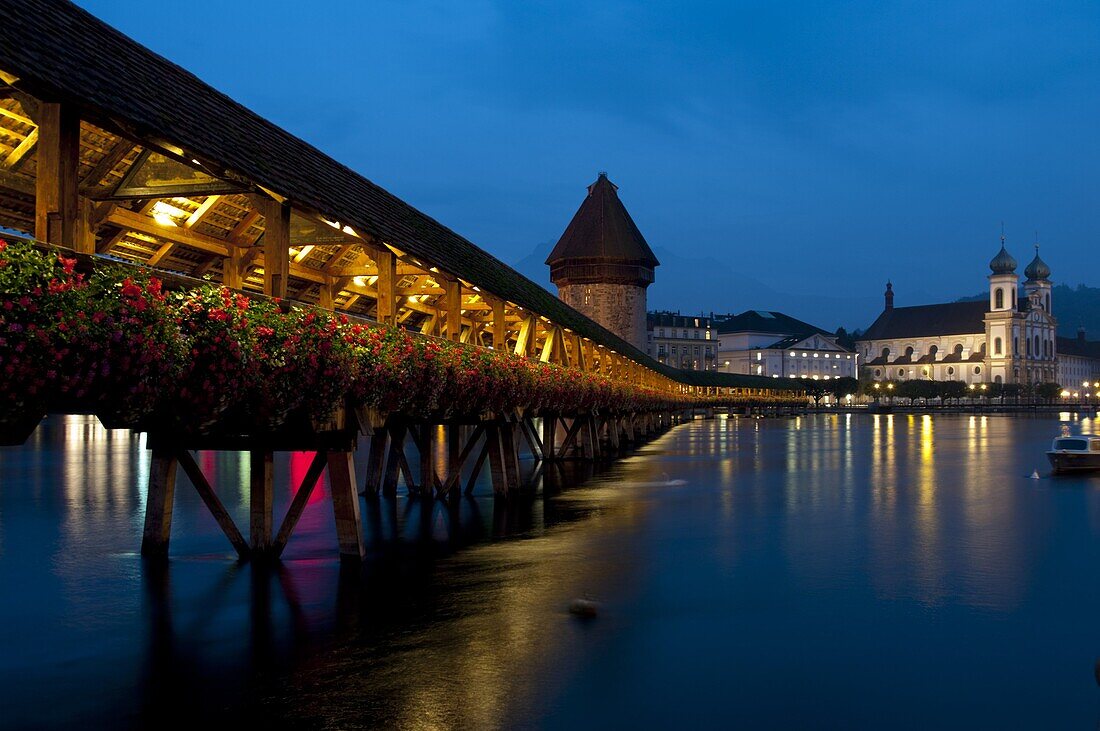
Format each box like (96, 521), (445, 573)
(0, 0), (804, 561)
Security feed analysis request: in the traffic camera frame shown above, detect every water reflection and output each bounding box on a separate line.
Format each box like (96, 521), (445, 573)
(0, 414), (1098, 728)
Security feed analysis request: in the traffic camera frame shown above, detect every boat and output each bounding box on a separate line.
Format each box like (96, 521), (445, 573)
(1046, 428), (1100, 474)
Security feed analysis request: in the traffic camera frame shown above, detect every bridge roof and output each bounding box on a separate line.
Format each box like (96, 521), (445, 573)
(0, 0), (796, 392)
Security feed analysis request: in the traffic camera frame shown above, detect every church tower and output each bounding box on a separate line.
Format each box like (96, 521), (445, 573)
(546, 173), (659, 352)
(1023, 244), (1052, 315)
(984, 236), (1018, 383)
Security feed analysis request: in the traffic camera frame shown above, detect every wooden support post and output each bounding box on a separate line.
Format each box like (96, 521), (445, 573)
(581, 415), (596, 460)
(465, 438), (491, 495)
(141, 446), (178, 557)
(249, 449), (274, 554)
(418, 424), (437, 498)
(445, 280), (462, 342)
(556, 417), (585, 459)
(518, 417), (544, 461)
(259, 198), (290, 298)
(540, 326), (556, 363)
(273, 450), (328, 556)
(375, 248), (397, 325)
(491, 298), (507, 350)
(328, 451), (365, 561)
(501, 421), (521, 488)
(441, 424), (484, 497)
(514, 315), (534, 357)
(541, 414), (556, 461)
(486, 422), (510, 496)
(223, 245), (244, 289)
(318, 275), (337, 310)
(363, 430), (388, 496)
(177, 449), (249, 558)
(382, 423), (407, 497)
(35, 102), (81, 248)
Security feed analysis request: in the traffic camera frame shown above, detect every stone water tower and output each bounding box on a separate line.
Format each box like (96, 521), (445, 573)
(546, 173), (659, 352)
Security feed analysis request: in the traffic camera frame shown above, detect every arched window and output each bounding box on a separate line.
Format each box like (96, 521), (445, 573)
(954, 343), (964, 356)
(995, 288), (1004, 309)
(881, 347), (890, 359)
(979, 342), (986, 354)
(1046, 293), (1051, 312)
(928, 344), (938, 359)
(1034, 334), (1040, 356)
(995, 375), (1003, 384)
(904, 346), (914, 358)
(994, 337), (1002, 355)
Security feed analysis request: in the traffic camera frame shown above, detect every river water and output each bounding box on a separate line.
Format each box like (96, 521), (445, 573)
(0, 413), (1097, 729)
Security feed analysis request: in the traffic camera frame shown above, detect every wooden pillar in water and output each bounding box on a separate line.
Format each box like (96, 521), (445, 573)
(541, 415), (557, 462)
(328, 451), (365, 561)
(250, 449), (274, 554)
(486, 422), (510, 496)
(141, 446), (179, 557)
(418, 424), (436, 498)
(362, 430), (388, 496)
(501, 421), (521, 488)
(382, 423), (407, 497)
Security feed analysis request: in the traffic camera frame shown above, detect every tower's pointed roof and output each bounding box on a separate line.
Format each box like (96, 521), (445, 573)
(546, 173), (660, 267)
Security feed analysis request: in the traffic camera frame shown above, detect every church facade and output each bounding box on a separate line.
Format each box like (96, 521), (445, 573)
(857, 242), (1058, 385)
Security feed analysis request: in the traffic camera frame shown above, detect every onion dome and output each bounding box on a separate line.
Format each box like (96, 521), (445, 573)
(989, 241), (1017, 275)
(1024, 245), (1051, 281)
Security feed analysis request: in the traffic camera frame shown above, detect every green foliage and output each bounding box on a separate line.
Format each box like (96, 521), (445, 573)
(1035, 382), (1063, 402)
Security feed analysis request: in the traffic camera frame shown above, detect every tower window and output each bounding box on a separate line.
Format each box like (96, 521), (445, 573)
(995, 287), (1004, 309)
(994, 337), (1002, 355)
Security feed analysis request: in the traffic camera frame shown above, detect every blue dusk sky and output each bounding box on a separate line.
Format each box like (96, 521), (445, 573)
(76, 0), (1100, 329)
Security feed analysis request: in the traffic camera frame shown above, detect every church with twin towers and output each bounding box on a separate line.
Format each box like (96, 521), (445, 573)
(856, 237), (1060, 386)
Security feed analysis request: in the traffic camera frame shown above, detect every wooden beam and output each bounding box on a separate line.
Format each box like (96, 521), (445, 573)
(375, 248), (396, 325)
(540, 326), (557, 363)
(329, 451), (365, 560)
(82, 140), (135, 187)
(445, 279), (462, 342)
(35, 102), (81, 248)
(185, 194), (220, 228)
(177, 449), (249, 558)
(250, 449), (274, 553)
(258, 197), (290, 298)
(0, 105), (34, 127)
(491, 298), (507, 350)
(146, 240), (175, 267)
(3, 128), (36, 170)
(273, 450), (328, 557)
(515, 315), (534, 357)
(222, 245), (243, 288)
(318, 275), (336, 310)
(140, 446), (178, 557)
